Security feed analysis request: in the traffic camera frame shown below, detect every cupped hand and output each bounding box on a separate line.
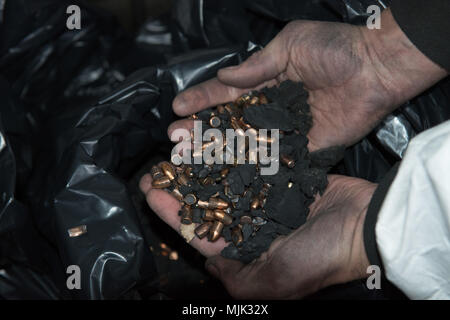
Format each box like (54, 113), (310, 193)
(140, 173), (377, 299)
(168, 17), (398, 151)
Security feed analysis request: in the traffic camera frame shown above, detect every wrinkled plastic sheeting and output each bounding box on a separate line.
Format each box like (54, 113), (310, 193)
(172, 0), (340, 50)
(23, 43), (257, 299)
(0, 0), (138, 119)
(326, 0), (390, 25)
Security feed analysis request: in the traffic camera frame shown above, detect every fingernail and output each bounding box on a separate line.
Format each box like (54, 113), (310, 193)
(206, 262), (220, 278)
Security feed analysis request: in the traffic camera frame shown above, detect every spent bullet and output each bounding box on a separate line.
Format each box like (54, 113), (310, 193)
(220, 167), (229, 179)
(177, 173), (190, 186)
(202, 209), (215, 221)
(160, 161), (176, 180)
(250, 197), (260, 210)
(184, 193), (197, 206)
(249, 96), (259, 105)
(231, 226), (243, 247)
(184, 166), (194, 177)
(240, 215), (252, 225)
(280, 154), (295, 168)
(209, 197), (229, 209)
(197, 198), (229, 209)
(181, 206), (193, 225)
(209, 116), (221, 128)
(152, 176), (171, 189)
(171, 188), (184, 201)
(150, 165), (163, 179)
(195, 222), (213, 239)
(208, 221), (224, 242)
(200, 176), (214, 186)
(213, 210), (233, 225)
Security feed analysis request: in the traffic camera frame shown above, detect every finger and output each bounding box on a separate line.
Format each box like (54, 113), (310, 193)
(173, 78), (253, 116)
(139, 174), (227, 257)
(173, 77), (278, 117)
(218, 40), (286, 88)
(167, 119), (194, 142)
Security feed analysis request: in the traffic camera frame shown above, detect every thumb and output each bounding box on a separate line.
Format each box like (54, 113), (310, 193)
(218, 40), (286, 88)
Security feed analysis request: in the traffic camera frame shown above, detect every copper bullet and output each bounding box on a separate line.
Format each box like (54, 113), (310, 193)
(231, 226), (243, 247)
(280, 154), (295, 168)
(239, 119), (253, 130)
(175, 163), (185, 174)
(184, 166), (194, 177)
(184, 193), (197, 206)
(209, 197), (229, 209)
(220, 167), (229, 179)
(259, 93), (268, 104)
(177, 173), (190, 186)
(250, 197), (260, 210)
(208, 221), (224, 242)
(202, 209), (215, 221)
(230, 116), (243, 131)
(181, 206), (193, 225)
(213, 210), (233, 225)
(152, 176), (171, 189)
(209, 116), (221, 128)
(171, 188), (184, 201)
(197, 200), (209, 209)
(250, 96), (260, 106)
(150, 165), (164, 179)
(195, 222), (213, 239)
(240, 215), (252, 225)
(200, 176), (214, 186)
(197, 198), (229, 209)
(160, 161), (176, 180)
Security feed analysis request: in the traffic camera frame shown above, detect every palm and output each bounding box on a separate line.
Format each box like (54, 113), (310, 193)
(168, 20), (396, 151)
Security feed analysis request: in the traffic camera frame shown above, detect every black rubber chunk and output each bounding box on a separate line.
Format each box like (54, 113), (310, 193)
(265, 184), (306, 229)
(243, 103), (295, 131)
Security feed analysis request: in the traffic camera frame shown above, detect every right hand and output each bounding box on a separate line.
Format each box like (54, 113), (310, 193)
(168, 9), (447, 151)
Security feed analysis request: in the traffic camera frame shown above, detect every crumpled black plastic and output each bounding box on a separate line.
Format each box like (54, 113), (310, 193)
(0, 0), (448, 300)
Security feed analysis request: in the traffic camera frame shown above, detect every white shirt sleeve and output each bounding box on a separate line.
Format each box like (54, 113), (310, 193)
(376, 120), (450, 300)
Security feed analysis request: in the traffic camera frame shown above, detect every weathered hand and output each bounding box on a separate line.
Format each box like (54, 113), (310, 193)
(202, 175), (377, 299)
(168, 9), (446, 151)
(140, 173), (377, 299)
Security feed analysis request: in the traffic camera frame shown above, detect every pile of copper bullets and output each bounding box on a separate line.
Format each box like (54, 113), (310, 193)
(150, 81), (339, 262)
(151, 91), (274, 246)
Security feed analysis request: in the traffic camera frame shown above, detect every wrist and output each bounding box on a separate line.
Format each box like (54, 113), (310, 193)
(360, 8), (447, 108)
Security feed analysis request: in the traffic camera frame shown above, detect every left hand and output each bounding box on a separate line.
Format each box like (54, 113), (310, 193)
(140, 174), (377, 299)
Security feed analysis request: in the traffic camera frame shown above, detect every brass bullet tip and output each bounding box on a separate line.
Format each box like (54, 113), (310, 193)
(160, 161), (176, 180)
(213, 210), (233, 225)
(152, 176), (171, 189)
(209, 197), (229, 209)
(195, 222), (213, 239)
(280, 154), (295, 168)
(208, 221), (224, 242)
(231, 226), (243, 247)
